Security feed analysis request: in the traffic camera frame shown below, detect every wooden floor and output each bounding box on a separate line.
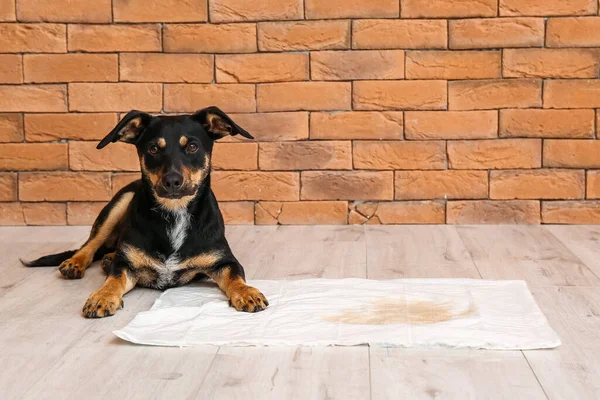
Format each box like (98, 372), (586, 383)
(1, 225), (600, 400)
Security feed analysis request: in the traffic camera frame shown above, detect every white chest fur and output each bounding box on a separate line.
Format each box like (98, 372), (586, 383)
(154, 209), (191, 287)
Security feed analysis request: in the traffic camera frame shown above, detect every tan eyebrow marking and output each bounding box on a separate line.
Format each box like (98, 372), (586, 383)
(179, 136), (188, 147)
(157, 138), (166, 148)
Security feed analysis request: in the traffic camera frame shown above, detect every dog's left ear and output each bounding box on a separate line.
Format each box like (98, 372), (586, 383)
(193, 106), (254, 140)
(97, 110), (153, 149)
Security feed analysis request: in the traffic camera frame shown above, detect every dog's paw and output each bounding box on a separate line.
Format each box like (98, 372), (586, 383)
(229, 285), (269, 312)
(82, 290), (123, 318)
(59, 258), (86, 279)
(101, 252), (115, 274)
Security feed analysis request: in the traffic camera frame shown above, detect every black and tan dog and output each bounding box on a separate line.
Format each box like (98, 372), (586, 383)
(23, 107), (268, 318)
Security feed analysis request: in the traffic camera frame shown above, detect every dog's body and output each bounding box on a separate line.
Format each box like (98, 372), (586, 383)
(24, 107), (268, 318)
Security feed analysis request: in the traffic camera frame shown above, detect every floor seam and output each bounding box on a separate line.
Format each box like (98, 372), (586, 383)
(522, 350), (550, 400)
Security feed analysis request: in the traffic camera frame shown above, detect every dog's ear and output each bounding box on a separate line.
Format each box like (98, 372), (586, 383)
(97, 110), (153, 149)
(192, 106), (254, 140)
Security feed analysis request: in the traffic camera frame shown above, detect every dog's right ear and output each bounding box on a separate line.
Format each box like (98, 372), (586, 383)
(97, 110), (153, 149)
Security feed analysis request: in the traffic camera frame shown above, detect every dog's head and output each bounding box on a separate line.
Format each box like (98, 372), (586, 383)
(97, 106), (253, 211)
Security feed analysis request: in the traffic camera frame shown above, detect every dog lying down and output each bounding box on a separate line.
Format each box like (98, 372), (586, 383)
(22, 107), (269, 318)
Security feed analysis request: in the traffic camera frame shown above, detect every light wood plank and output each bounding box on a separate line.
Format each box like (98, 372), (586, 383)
(546, 225), (600, 280)
(456, 225), (600, 286)
(199, 346), (370, 400)
(524, 287), (600, 400)
(370, 348), (546, 400)
(366, 225), (482, 279)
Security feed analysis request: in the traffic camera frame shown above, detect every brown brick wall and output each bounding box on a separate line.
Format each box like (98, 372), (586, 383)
(1, 0), (600, 225)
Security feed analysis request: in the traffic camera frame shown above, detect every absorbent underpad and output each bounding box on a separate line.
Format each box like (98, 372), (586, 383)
(114, 278), (561, 349)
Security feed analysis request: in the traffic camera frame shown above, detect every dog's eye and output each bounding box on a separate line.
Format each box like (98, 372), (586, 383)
(148, 145), (159, 155)
(187, 143), (198, 153)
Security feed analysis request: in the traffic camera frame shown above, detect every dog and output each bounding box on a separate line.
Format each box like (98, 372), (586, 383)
(22, 106), (269, 318)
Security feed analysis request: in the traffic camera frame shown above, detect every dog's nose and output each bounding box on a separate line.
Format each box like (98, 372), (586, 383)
(162, 172), (183, 191)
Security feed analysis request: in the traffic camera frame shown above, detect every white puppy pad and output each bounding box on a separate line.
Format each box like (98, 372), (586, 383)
(114, 278), (561, 349)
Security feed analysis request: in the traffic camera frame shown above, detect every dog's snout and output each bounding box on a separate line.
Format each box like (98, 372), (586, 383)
(162, 172), (183, 191)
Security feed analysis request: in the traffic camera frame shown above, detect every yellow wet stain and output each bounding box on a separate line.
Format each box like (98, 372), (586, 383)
(324, 296), (476, 325)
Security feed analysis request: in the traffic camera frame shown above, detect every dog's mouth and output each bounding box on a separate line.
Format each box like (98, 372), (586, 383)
(154, 186), (196, 199)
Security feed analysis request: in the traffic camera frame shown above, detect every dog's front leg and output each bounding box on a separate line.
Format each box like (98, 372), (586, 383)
(82, 256), (137, 318)
(208, 263), (268, 313)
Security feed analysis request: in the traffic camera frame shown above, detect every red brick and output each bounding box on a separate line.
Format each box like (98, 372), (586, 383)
(0, 143), (67, 170)
(490, 170), (585, 200)
(164, 84), (255, 113)
(0, 114), (23, 143)
(112, 173), (140, 195)
(503, 49), (600, 78)
(354, 141), (446, 170)
(120, 53), (213, 84)
(258, 21), (349, 51)
(500, 0), (597, 16)
(164, 24), (257, 53)
(310, 111), (403, 140)
(305, 0), (398, 19)
(0, 85), (66, 112)
(0, 0), (15, 21)
(68, 24), (161, 52)
(69, 141), (139, 171)
(542, 201), (600, 224)
(211, 0), (302, 22)
(0, 55), (22, 84)
(0, 203), (25, 226)
(25, 113), (117, 142)
(18, 0), (112, 22)
(448, 139), (541, 169)
(348, 201), (445, 224)
(225, 112), (308, 142)
(405, 111), (497, 140)
(449, 79), (542, 110)
(258, 82), (351, 112)
(587, 171), (600, 199)
(19, 172), (112, 201)
(0, 23), (66, 53)
(114, 0), (207, 22)
(543, 80), (600, 108)
(22, 203), (66, 226)
(547, 17), (600, 47)
(352, 20), (447, 50)
(449, 18), (544, 49)
(220, 202), (255, 225)
(311, 50), (404, 80)
(24, 54), (118, 83)
(353, 80), (447, 111)
(256, 201), (347, 225)
(67, 202), (106, 225)
(216, 53), (308, 83)
(403, 0), (497, 17)
(544, 140), (600, 168)
(395, 171), (488, 200)
(69, 83), (162, 112)
(406, 51), (500, 80)
(212, 143), (258, 170)
(259, 141), (351, 170)
(212, 171), (299, 201)
(500, 109), (595, 138)
(301, 171), (393, 200)
(448, 200), (540, 224)
(0, 172), (17, 201)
